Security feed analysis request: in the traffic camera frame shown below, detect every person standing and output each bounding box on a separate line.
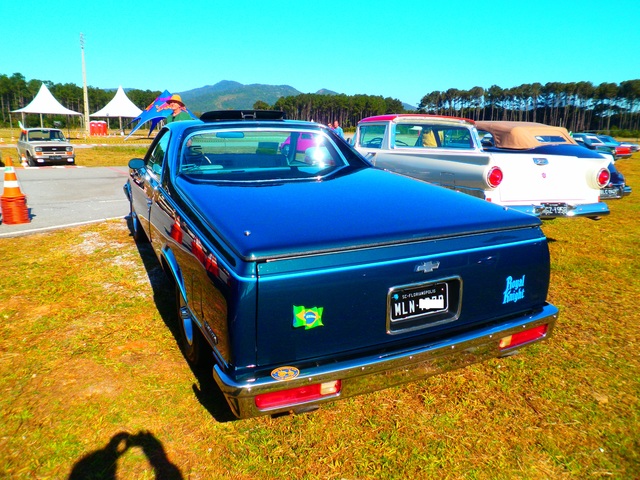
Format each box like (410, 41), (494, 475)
(330, 120), (344, 138)
(159, 94), (192, 123)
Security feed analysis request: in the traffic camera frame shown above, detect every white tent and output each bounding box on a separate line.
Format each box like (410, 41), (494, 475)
(12, 83), (82, 127)
(90, 86), (143, 133)
(91, 86), (142, 119)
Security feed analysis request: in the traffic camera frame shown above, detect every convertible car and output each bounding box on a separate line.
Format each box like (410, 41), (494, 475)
(124, 110), (558, 418)
(477, 122), (631, 200)
(476, 121), (631, 200)
(354, 116), (611, 219)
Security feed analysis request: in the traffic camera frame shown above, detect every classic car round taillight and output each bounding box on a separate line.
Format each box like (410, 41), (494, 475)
(597, 168), (610, 188)
(486, 166), (504, 188)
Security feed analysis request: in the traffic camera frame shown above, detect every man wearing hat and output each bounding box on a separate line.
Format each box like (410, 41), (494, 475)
(161, 94), (192, 123)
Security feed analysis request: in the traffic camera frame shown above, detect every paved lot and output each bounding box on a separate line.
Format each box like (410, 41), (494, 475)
(0, 166), (130, 237)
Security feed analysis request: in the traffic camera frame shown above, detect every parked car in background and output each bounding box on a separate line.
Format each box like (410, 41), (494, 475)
(124, 110), (558, 418)
(602, 161), (632, 199)
(479, 123), (630, 201)
(597, 134), (640, 154)
(572, 133), (631, 159)
(16, 127), (75, 166)
(353, 115), (610, 219)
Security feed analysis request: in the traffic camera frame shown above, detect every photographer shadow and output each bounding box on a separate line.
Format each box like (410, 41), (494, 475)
(127, 217), (237, 423)
(68, 430), (182, 479)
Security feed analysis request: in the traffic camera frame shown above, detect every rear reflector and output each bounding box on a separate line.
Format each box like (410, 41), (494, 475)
(255, 380), (342, 410)
(597, 168), (610, 188)
(499, 324), (548, 349)
(487, 166), (504, 188)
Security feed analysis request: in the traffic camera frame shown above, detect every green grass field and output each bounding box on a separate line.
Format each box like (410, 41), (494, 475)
(0, 148), (638, 478)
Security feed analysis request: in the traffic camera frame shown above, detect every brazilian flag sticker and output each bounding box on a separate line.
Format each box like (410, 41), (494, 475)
(293, 306), (324, 330)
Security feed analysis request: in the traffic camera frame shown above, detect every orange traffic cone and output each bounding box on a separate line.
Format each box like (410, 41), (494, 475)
(170, 217), (183, 243)
(1, 157), (30, 224)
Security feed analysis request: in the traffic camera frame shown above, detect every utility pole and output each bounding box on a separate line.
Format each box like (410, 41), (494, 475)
(80, 33), (90, 137)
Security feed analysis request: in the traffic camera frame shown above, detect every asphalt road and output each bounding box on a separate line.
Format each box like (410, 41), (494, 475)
(0, 166), (130, 238)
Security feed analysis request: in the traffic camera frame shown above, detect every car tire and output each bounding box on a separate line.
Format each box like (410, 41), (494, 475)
(27, 154), (35, 167)
(176, 285), (212, 368)
(128, 202), (148, 243)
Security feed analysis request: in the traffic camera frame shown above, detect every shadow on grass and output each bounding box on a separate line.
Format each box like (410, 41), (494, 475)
(126, 216), (238, 423)
(68, 431), (183, 479)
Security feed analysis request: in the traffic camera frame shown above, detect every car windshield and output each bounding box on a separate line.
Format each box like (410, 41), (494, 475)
(598, 135), (617, 143)
(394, 124), (473, 149)
(179, 128), (348, 182)
(28, 130), (66, 141)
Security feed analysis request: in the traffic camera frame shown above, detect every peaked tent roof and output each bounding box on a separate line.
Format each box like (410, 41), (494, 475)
(12, 83), (81, 115)
(90, 86), (142, 118)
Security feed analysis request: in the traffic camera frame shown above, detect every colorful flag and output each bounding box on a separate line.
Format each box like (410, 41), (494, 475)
(293, 306), (324, 330)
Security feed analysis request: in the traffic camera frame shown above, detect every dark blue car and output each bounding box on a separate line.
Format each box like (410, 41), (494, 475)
(124, 111), (558, 418)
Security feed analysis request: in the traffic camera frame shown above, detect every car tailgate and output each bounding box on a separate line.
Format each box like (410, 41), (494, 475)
(255, 225), (550, 367)
(491, 152), (607, 204)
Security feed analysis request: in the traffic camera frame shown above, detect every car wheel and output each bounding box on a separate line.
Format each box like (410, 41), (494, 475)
(27, 154), (35, 167)
(176, 285), (211, 368)
(129, 204), (148, 243)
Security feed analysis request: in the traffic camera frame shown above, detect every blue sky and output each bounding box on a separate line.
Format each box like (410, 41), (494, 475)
(4, 0), (640, 107)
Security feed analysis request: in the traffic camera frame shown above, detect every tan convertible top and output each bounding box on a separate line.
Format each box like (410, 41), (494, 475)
(475, 121), (577, 149)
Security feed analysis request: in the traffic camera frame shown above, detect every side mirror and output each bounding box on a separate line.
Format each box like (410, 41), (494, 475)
(128, 158), (145, 169)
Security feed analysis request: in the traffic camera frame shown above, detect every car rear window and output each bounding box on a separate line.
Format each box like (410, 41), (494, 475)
(394, 124), (473, 149)
(179, 129), (348, 182)
(534, 135), (571, 143)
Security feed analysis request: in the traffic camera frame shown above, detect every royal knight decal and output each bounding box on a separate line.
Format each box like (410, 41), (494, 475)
(503, 275), (526, 304)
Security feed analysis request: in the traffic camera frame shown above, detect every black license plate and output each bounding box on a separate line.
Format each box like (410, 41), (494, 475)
(601, 188), (619, 198)
(389, 281), (448, 323)
(48, 155), (62, 160)
(541, 203), (568, 216)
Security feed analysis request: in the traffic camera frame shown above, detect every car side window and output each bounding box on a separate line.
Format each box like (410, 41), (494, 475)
(358, 125), (386, 149)
(394, 125), (473, 149)
(147, 131), (170, 176)
(440, 127), (473, 149)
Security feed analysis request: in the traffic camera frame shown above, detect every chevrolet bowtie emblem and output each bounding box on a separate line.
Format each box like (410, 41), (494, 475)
(415, 261), (440, 273)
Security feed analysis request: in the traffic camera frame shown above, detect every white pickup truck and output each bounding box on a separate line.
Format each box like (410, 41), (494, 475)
(353, 115), (610, 219)
(16, 127), (76, 167)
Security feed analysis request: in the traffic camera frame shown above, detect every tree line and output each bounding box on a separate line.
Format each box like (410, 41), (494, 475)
(417, 80), (640, 135)
(0, 73), (160, 129)
(270, 93), (404, 130)
(2, 72), (639, 135)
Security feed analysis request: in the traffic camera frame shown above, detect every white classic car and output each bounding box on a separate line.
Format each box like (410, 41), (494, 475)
(353, 115), (611, 219)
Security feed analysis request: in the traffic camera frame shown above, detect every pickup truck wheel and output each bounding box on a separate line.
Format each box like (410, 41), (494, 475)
(128, 201), (148, 243)
(176, 287), (211, 368)
(131, 213), (148, 243)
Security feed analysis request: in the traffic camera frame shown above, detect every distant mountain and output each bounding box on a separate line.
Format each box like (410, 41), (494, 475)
(178, 81), (341, 112)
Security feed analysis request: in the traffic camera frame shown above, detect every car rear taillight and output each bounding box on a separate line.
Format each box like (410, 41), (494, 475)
(486, 166), (503, 188)
(255, 380), (342, 410)
(499, 324), (548, 350)
(597, 168), (610, 188)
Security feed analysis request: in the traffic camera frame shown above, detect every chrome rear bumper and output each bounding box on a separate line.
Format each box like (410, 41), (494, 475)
(213, 303), (559, 418)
